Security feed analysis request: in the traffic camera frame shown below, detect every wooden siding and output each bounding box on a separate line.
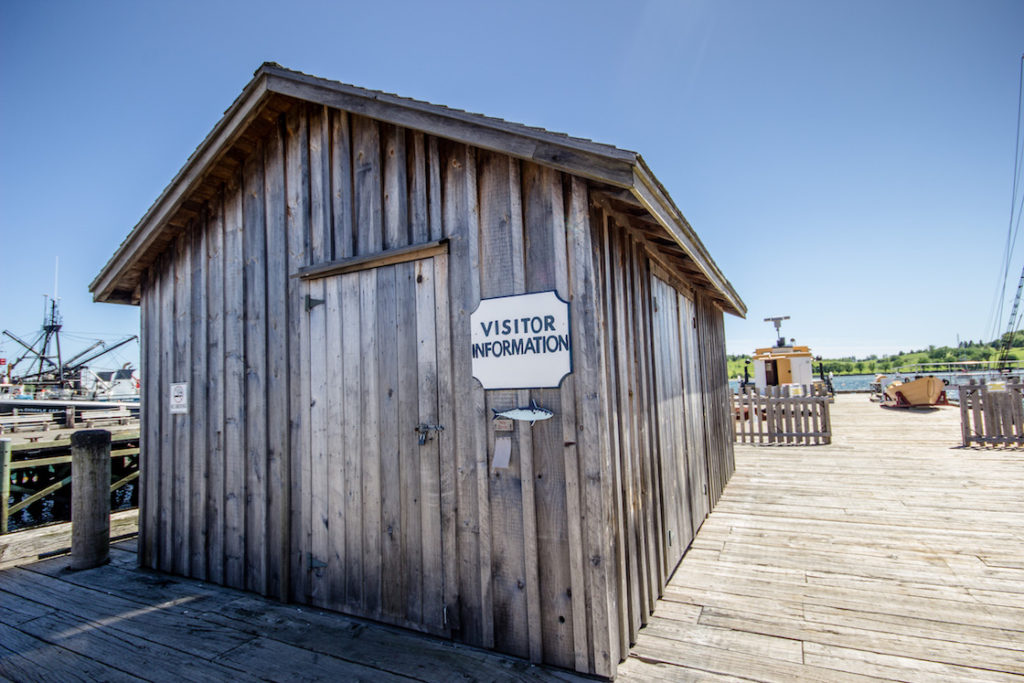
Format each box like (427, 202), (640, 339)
(138, 97), (734, 678)
(696, 294), (735, 507)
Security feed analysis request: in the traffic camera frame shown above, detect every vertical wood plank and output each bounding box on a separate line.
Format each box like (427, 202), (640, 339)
(597, 212), (629, 661)
(330, 108), (354, 260)
(243, 146), (268, 595)
(140, 269), (157, 570)
(622, 238), (651, 624)
(433, 253), (458, 632)
(172, 230), (191, 577)
(307, 274), (329, 606)
(466, 148), (494, 650)
(508, 157), (543, 664)
(309, 105), (331, 265)
(360, 268), (382, 617)
(324, 275), (346, 606)
(427, 136), (443, 241)
(397, 261), (423, 624)
(205, 197), (226, 585)
(568, 188), (615, 676)
(284, 103), (311, 602)
(409, 132), (429, 244)
(307, 106), (330, 606)
(442, 141), (483, 645)
(223, 179), (246, 589)
(415, 256), (443, 632)
(563, 177), (600, 673)
(264, 116), (290, 600)
(383, 124), (409, 249)
(189, 220), (208, 581)
(477, 151), (529, 659)
(522, 162), (574, 668)
(341, 272), (363, 607)
(376, 264), (403, 618)
(353, 115), (382, 255)
(158, 251), (173, 575)
(630, 243), (658, 614)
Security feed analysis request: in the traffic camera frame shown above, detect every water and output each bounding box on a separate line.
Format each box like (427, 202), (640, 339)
(728, 371), (1017, 402)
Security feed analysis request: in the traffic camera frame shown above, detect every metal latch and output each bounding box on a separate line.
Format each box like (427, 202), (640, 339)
(415, 423), (444, 445)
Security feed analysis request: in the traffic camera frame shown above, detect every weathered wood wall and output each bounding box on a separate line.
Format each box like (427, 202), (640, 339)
(138, 97), (734, 678)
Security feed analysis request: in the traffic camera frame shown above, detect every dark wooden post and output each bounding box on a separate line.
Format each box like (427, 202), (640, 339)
(1, 438), (11, 534)
(71, 429), (111, 570)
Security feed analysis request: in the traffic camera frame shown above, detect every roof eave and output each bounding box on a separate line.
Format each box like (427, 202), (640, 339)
(90, 75), (274, 303)
(630, 158), (747, 318)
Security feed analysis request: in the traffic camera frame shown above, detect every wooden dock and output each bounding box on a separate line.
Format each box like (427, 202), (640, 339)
(620, 394), (1024, 680)
(2, 394), (1022, 680)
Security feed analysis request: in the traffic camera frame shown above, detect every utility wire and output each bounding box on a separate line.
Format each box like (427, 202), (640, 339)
(991, 54), (1024, 343)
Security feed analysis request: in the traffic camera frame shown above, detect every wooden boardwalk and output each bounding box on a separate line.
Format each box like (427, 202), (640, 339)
(620, 394), (1024, 681)
(2, 394), (1022, 680)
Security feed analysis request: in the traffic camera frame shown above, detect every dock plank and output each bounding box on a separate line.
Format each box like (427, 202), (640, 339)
(0, 622), (142, 683)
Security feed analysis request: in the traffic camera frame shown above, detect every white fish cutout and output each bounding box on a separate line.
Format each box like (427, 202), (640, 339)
(492, 400), (553, 426)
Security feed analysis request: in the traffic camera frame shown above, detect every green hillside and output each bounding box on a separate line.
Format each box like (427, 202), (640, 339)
(726, 332), (1024, 379)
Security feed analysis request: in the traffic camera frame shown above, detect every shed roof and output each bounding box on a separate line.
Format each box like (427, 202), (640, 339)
(90, 63), (745, 317)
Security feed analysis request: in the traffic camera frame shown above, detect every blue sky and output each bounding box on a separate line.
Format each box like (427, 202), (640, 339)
(1, 0), (1023, 370)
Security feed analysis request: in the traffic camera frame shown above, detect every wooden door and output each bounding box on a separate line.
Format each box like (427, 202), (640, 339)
(678, 292), (710, 530)
(650, 276), (694, 570)
(304, 253), (451, 635)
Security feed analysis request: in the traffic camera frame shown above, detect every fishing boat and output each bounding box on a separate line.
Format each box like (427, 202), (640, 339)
(746, 316), (830, 395)
(2, 296), (139, 403)
(880, 374), (950, 408)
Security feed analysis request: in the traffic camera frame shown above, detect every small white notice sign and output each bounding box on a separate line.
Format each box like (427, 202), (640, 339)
(169, 382), (188, 414)
(471, 290), (572, 389)
(492, 436), (512, 470)
(786, 383), (805, 397)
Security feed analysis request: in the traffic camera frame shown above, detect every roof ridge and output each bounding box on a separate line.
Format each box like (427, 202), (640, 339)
(255, 62), (638, 161)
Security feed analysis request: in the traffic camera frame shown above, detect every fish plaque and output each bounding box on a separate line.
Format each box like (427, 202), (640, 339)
(470, 291), (572, 389)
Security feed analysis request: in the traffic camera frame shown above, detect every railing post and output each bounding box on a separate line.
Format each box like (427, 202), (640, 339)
(1, 438), (11, 534)
(71, 429), (111, 570)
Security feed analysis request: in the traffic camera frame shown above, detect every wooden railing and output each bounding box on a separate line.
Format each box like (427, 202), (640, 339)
(1, 431), (139, 533)
(0, 404), (136, 436)
(959, 379), (1024, 447)
(733, 385), (832, 445)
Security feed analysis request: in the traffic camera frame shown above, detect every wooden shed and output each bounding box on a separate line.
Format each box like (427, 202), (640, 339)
(91, 63), (746, 678)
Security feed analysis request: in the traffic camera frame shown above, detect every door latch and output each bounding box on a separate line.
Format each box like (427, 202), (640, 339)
(415, 423), (445, 445)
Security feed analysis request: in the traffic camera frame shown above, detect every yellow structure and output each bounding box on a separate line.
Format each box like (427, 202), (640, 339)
(752, 345), (814, 390)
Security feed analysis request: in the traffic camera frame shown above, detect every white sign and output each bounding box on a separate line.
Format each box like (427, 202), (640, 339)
(471, 291), (572, 389)
(169, 382), (188, 414)
(785, 383), (805, 397)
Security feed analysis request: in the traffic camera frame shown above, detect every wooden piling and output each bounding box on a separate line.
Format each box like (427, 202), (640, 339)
(70, 429), (111, 570)
(1, 438), (10, 534)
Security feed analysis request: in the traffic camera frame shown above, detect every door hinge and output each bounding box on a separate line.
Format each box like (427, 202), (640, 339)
(668, 529), (673, 546)
(443, 604), (448, 627)
(305, 294), (325, 311)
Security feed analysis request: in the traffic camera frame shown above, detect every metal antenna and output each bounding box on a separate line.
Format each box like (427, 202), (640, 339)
(764, 316), (790, 347)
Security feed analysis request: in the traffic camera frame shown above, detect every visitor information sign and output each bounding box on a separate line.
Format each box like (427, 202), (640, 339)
(470, 291), (572, 389)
